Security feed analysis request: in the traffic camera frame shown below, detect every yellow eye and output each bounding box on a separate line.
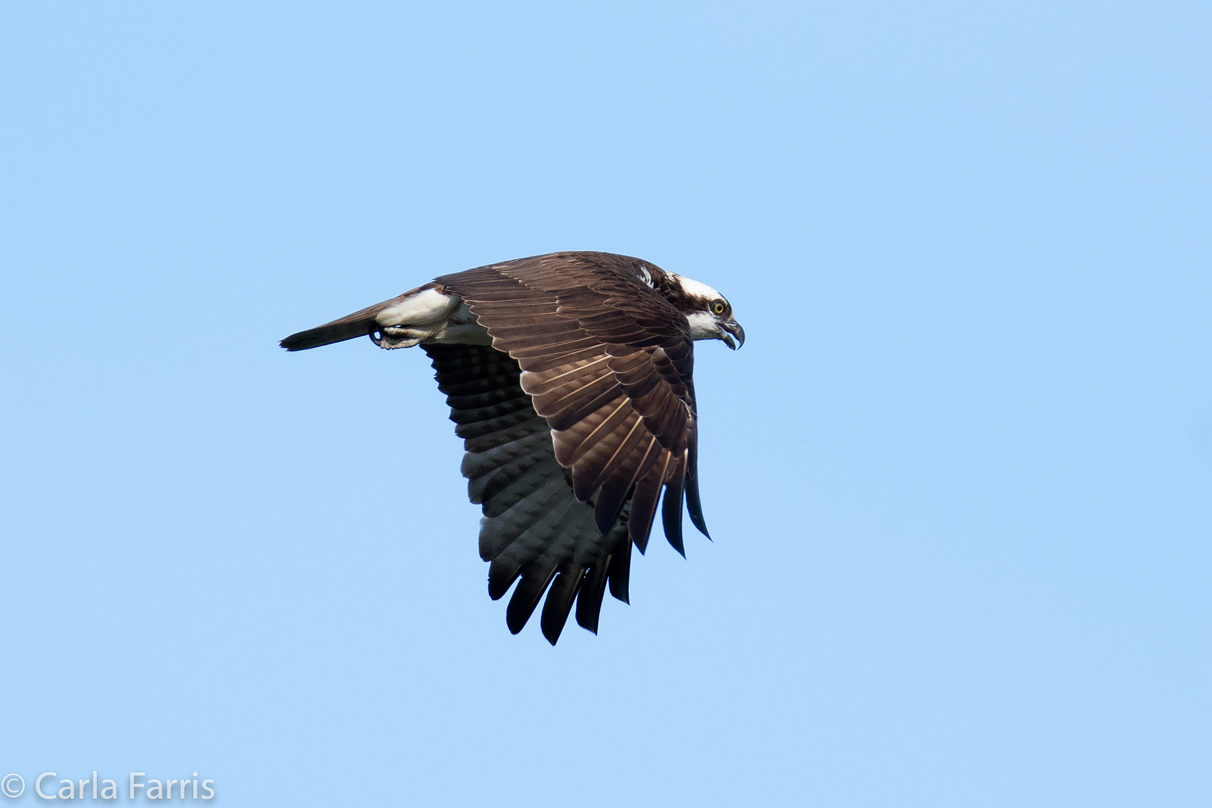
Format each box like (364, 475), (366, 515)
(712, 300), (726, 315)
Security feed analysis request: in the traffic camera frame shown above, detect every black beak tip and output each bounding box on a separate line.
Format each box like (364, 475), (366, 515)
(723, 321), (745, 350)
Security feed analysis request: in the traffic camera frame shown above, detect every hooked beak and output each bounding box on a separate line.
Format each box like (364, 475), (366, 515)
(720, 319), (745, 350)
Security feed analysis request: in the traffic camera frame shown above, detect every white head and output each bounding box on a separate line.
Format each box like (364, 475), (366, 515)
(662, 273), (746, 349)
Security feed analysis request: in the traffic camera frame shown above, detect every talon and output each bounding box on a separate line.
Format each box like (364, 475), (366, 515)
(374, 325), (426, 349)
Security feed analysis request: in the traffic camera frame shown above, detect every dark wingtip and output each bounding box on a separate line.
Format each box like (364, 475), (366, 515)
(633, 533), (649, 555)
(539, 570), (581, 645)
(607, 546), (631, 604)
(685, 445), (711, 539)
(661, 477), (687, 558)
(505, 576), (545, 635)
(575, 605), (600, 635)
(668, 533), (687, 558)
(487, 560), (519, 601)
(575, 566), (609, 634)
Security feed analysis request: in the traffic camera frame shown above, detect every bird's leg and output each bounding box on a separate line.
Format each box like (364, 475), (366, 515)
(368, 285), (464, 349)
(370, 326), (429, 349)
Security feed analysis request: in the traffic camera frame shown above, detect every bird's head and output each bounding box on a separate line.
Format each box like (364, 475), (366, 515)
(663, 273), (746, 350)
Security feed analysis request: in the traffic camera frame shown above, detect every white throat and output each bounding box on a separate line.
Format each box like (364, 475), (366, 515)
(685, 311), (721, 341)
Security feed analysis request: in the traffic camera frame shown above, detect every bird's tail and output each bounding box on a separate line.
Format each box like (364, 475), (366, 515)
(279, 297), (405, 352)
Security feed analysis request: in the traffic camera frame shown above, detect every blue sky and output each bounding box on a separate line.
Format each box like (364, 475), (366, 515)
(2, 2), (1209, 806)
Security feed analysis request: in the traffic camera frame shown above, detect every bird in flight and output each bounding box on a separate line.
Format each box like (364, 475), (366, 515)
(281, 251), (744, 644)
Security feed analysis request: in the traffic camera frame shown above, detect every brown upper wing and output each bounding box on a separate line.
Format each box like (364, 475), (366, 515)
(430, 253), (711, 643)
(438, 251), (710, 550)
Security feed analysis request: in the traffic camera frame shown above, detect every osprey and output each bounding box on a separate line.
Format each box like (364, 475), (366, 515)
(281, 251), (744, 644)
